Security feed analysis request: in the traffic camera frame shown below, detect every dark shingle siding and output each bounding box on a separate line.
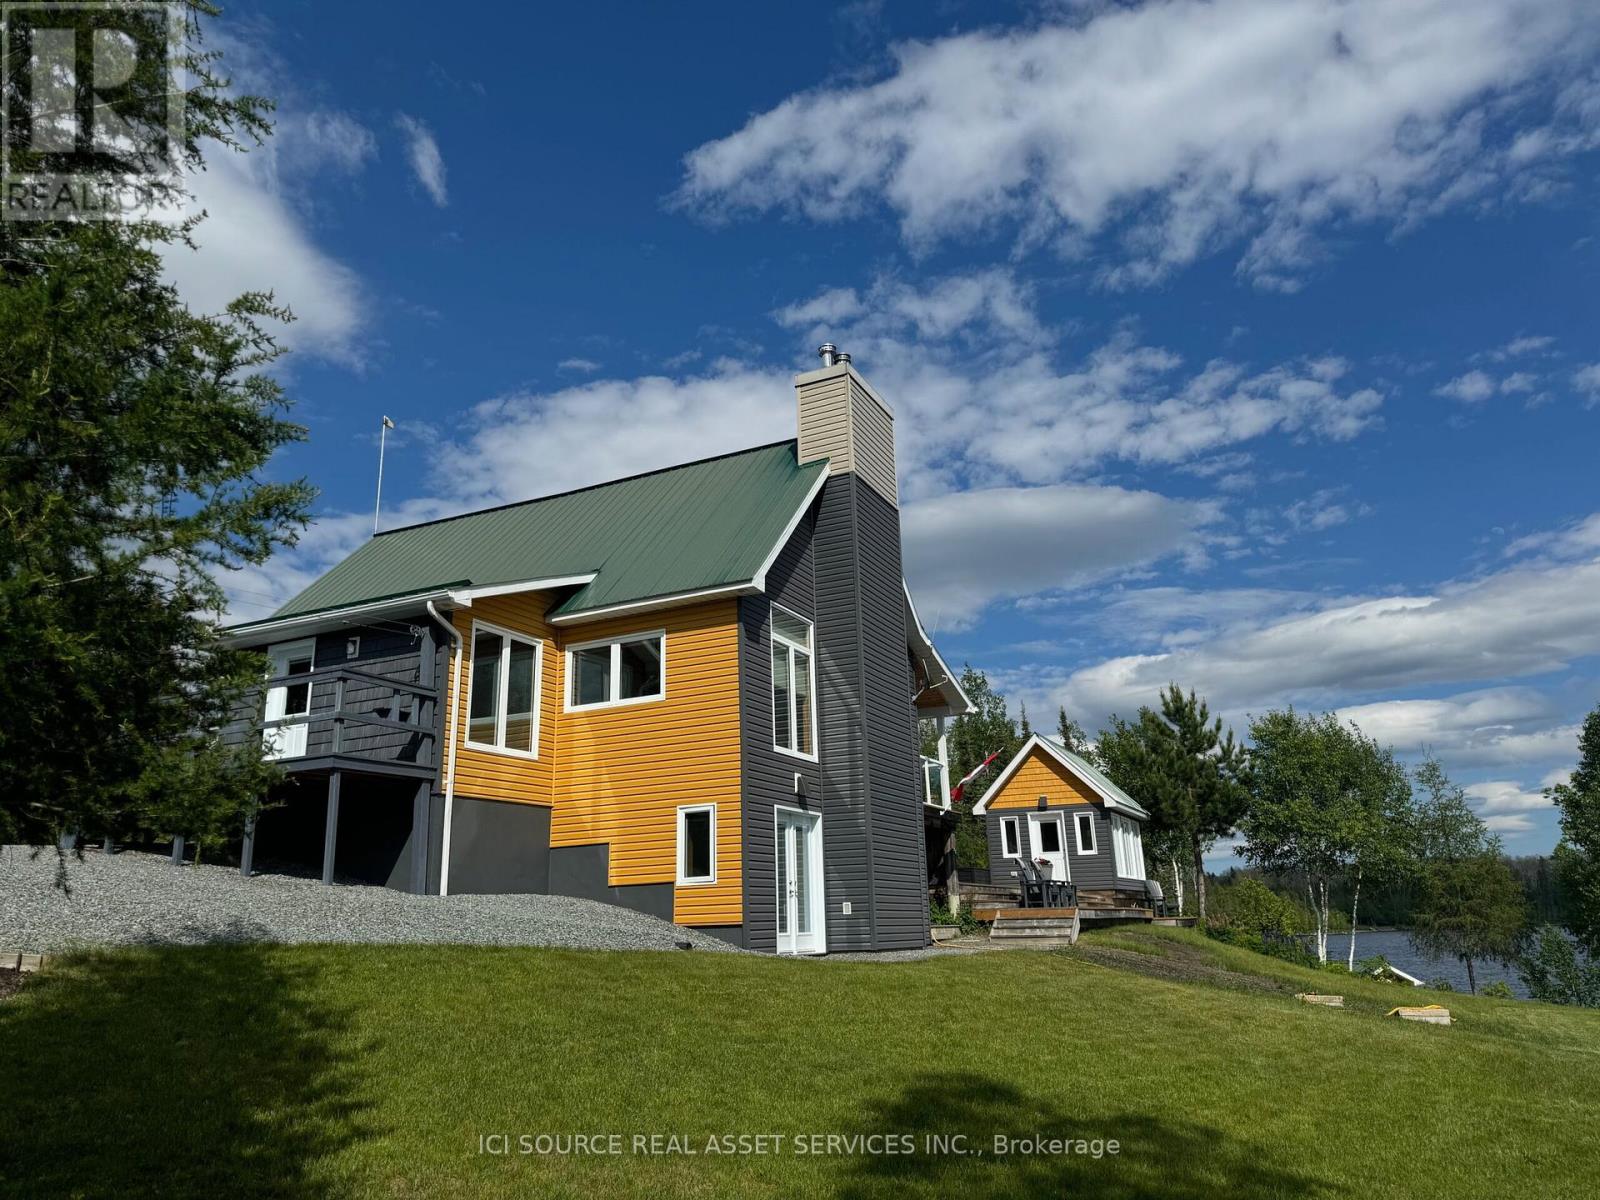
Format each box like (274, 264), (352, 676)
(738, 510), (822, 953)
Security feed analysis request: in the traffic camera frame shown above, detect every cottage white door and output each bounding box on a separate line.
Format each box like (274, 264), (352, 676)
(262, 640), (315, 759)
(775, 809), (823, 955)
(1027, 813), (1070, 885)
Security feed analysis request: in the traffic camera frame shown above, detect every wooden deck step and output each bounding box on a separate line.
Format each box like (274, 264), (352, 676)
(990, 909), (1080, 946)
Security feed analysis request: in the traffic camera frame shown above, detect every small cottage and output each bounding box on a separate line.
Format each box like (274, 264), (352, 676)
(973, 734), (1153, 910)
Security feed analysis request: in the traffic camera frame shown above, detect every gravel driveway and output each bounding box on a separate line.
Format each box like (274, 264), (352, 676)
(0, 846), (740, 953)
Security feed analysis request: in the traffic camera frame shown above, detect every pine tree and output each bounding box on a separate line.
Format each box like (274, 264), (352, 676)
(0, 2), (311, 866)
(1547, 704), (1600, 956)
(1056, 707), (1090, 755)
(1096, 686), (1249, 920)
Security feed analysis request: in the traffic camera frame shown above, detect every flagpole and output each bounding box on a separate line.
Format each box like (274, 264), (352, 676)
(374, 415), (395, 535)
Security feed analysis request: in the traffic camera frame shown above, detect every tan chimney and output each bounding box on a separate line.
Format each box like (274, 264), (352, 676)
(794, 345), (897, 508)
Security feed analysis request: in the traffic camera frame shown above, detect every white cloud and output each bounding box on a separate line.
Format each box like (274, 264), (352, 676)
(282, 110), (379, 176)
(1573, 363), (1600, 406)
(396, 113), (448, 206)
(1435, 370), (1497, 403)
(165, 144), (367, 367)
(901, 484), (1220, 630)
(557, 357), (602, 374)
(1334, 689), (1578, 768)
(1495, 335), (1557, 359)
(1499, 371), (1538, 395)
(1503, 512), (1600, 561)
(778, 271), (1384, 499)
(677, 0), (1599, 288)
(1056, 553), (1600, 722)
(1464, 780), (1553, 814)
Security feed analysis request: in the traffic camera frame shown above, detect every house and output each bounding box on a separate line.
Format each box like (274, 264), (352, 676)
(972, 734), (1154, 912)
(220, 346), (971, 954)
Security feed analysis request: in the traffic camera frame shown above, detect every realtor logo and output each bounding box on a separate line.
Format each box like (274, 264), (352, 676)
(1, 1), (184, 221)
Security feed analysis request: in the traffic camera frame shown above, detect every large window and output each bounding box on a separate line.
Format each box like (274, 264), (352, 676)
(771, 606), (816, 759)
(677, 804), (716, 885)
(566, 631), (664, 710)
(467, 622), (542, 756)
(1110, 814), (1145, 879)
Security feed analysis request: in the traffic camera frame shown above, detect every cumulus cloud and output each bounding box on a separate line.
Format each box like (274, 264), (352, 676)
(1056, 555), (1600, 721)
(396, 113), (448, 206)
(778, 270), (1384, 499)
(166, 142), (368, 367)
(677, 0), (1599, 288)
(1435, 371), (1498, 404)
(1334, 690), (1578, 768)
(901, 484), (1220, 630)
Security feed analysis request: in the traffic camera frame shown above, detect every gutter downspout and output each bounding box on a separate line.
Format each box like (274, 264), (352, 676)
(427, 601), (462, 896)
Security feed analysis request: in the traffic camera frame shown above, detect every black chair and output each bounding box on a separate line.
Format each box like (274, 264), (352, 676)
(1013, 861), (1050, 909)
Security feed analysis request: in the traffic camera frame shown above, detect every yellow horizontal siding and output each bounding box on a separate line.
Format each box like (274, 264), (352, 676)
(552, 600), (743, 927)
(987, 749), (1096, 811)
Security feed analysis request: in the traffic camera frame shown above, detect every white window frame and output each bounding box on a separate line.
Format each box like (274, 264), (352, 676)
(464, 619), (544, 760)
(1110, 813), (1145, 879)
(676, 803), (717, 886)
(563, 629), (667, 712)
(1074, 810), (1098, 855)
(770, 603), (818, 762)
(1000, 815), (1021, 860)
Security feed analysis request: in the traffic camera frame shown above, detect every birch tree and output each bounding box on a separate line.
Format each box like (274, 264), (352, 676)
(1241, 710), (1412, 964)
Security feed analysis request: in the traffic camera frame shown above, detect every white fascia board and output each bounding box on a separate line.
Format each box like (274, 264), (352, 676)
(904, 582), (972, 716)
(971, 734), (1147, 818)
(751, 467), (830, 591)
(446, 573), (598, 606)
(218, 589), (457, 646)
(546, 581), (759, 626)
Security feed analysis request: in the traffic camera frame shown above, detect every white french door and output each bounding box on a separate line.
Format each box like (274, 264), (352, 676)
(1027, 812), (1070, 884)
(775, 808), (824, 955)
(263, 639), (315, 759)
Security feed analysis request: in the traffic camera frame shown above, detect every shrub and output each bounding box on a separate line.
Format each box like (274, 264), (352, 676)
(1425, 978), (1456, 992)
(1481, 980), (1515, 999)
(1204, 921), (1318, 968)
(929, 901), (981, 936)
(1211, 878), (1303, 937)
(1519, 924), (1600, 1007)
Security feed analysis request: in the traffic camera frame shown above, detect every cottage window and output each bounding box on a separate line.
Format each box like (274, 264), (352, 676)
(467, 622), (542, 756)
(1110, 814), (1145, 878)
(566, 632), (664, 709)
(1000, 816), (1021, 859)
(678, 804), (716, 885)
(771, 606), (817, 759)
(1075, 811), (1097, 854)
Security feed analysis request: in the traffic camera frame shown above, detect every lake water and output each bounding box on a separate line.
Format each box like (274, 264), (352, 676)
(1324, 930), (1528, 998)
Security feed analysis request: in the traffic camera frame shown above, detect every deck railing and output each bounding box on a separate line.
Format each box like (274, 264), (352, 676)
(260, 666), (439, 767)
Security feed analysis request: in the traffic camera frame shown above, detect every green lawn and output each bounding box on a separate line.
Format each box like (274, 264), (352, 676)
(3, 930), (1597, 1199)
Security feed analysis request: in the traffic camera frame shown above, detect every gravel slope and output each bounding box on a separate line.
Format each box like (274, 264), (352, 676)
(0, 846), (740, 953)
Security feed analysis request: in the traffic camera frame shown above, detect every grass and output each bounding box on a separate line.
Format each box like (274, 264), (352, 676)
(2, 930), (1597, 1199)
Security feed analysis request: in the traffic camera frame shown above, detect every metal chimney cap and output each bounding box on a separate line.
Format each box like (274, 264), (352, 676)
(818, 343), (839, 366)
(836, 351), (852, 365)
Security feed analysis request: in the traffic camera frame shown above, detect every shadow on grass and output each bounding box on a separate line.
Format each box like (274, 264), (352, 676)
(839, 1072), (1335, 1200)
(0, 944), (373, 1198)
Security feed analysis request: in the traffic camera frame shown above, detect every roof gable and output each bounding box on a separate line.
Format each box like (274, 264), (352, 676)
(973, 734), (1149, 818)
(258, 441), (828, 624)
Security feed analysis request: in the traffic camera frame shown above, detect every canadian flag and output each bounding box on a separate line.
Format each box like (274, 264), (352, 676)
(951, 750), (1003, 804)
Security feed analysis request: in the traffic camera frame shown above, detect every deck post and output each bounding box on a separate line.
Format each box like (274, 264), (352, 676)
(936, 716), (960, 913)
(58, 828), (78, 852)
(322, 771), (341, 885)
(170, 836), (186, 865)
(240, 812), (256, 879)
(410, 778), (430, 895)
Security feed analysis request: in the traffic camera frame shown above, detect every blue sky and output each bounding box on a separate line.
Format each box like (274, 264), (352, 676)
(191, 1), (1600, 856)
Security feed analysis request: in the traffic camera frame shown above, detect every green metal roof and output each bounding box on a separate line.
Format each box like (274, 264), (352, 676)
(260, 441), (827, 623)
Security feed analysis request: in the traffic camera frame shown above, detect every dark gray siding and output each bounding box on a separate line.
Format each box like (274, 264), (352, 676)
(738, 508), (823, 953)
(812, 475), (926, 951)
(446, 795), (551, 894)
(549, 843), (675, 921)
(225, 617), (444, 769)
(986, 806), (1143, 891)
